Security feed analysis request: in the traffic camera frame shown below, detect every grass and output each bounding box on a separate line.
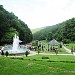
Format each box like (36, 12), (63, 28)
(0, 55), (75, 75)
(0, 41), (74, 75)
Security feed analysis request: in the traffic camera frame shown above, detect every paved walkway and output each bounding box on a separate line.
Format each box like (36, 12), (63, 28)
(28, 51), (37, 56)
(62, 45), (75, 55)
(62, 45), (71, 53)
(39, 53), (74, 56)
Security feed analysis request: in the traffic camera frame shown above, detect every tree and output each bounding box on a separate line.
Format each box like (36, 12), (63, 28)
(37, 49), (41, 55)
(25, 51), (29, 57)
(32, 40), (38, 46)
(0, 5), (33, 45)
(5, 51), (9, 57)
(71, 46), (73, 54)
(1, 27), (18, 44)
(62, 18), (75, 42)
(47, 32), (53, 41)
(55, 50), (58, 55)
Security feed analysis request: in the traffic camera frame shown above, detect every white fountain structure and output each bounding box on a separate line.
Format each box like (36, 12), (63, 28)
(12, 34), (22, 53)
(3, 34), (30, 54)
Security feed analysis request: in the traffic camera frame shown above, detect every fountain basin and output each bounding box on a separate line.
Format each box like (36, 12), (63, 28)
(3, 45), (30, 54)
(4, 49), (30, 54)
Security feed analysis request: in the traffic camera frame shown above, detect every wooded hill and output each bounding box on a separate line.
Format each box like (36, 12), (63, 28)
(0, 5), (33, 45)
(31, 27), (46, 34)
(33, 18), (75, 43)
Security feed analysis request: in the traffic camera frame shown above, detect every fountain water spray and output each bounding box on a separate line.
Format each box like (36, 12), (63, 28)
(12, 34), (21, 53)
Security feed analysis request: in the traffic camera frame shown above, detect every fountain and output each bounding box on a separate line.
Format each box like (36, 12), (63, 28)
(12, 34), (21, 53)
(3, 34), (30, 54)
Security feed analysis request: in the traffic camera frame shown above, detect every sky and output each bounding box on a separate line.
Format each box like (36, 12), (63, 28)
(0, 0), (75, 29)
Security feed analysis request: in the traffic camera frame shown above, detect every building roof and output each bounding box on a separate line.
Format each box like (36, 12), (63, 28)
(49, 39), (59, 46)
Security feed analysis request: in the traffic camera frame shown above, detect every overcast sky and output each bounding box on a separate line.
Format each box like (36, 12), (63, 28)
(0, 0), (75, 29)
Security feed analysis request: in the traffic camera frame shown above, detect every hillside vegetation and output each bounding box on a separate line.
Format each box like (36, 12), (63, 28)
(31, 27), (45, 34)
(0, 5), (33, 45)
(33, 18), (75, 43)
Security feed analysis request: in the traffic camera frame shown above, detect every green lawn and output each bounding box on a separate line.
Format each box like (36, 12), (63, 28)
(0, 55), (75, 75)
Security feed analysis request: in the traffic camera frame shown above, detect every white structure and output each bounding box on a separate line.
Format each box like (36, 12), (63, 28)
(12, 34), (22, 53)
(2, 34), (30, 54)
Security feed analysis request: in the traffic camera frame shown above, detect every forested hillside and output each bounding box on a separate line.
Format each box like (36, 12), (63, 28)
(0, 5), (33, 45)
(31, 27), (45, 34)
(33, 18), (75, 43)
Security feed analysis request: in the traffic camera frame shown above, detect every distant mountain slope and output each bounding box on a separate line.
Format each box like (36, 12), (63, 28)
(31, 27), (46, 34)
(33, 18), (75, 43)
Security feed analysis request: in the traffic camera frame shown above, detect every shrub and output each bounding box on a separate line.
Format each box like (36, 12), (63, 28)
(55, 50), (58, 55)
(37, 49), (40, 54)
(71, 46), (73, 54)
(42, 56), (49, 59)
(59, 44), (62, 48)
(11, 57), (24, 60)
(5, 51), (9, 57)
(25, 51), (29, 57)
